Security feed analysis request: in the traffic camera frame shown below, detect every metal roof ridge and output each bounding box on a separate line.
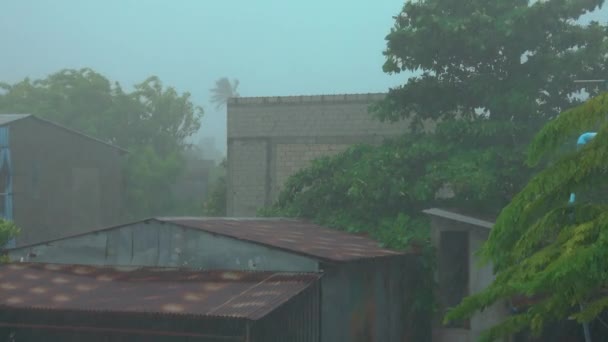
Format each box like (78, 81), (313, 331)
(31, 116), (128, 153)
(160, 218), (411, 262)
(0, 114), (128, 153)
(422, 208), (494, 229)
(2, 218), (158, 251)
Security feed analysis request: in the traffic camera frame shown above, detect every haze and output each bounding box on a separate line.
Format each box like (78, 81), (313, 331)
(0, 0), (415, 154)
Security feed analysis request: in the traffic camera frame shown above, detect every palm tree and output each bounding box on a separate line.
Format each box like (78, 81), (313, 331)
(210, 77), (239, 110)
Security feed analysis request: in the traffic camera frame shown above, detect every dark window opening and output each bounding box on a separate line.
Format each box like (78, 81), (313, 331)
(438, 230), (470, 329)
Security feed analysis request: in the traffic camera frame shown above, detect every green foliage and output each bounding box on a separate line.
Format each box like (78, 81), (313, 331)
(0, 68), (203, 218)
(0, 220), (19, 263)
(259, 118), (535, 341)
(379, 0), (607, 128)
(124, 146), (185, 217)
(445, 93), (608, 341)
(210, 77), (239, 110)
(203, 159), (227, 216)
(261, 0), (608, 339)
(0, 219), (19, 246)
(263, 119), (530, 228)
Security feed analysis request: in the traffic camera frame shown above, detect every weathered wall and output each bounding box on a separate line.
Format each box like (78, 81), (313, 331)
(319, 258), (412, 342)
(226, 93), (412, 216)
(469, 231), (508, 341)
(9, 118), (125, 246)
(252, 279), (321, 342)
(9, 221), (319, 272)
(429, 215), (510, 342)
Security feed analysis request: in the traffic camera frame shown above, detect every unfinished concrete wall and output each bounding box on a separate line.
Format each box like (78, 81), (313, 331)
(226, 93), (411, 216)
(469, 232), (508, 341)
(8, 221), (319, 272)
(428, 214), (510, 342)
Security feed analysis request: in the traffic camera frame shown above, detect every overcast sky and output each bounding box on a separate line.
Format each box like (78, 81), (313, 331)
(1, 1), (606, 154)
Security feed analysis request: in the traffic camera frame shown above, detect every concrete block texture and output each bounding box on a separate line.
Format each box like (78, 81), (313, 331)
(274, 143), (350, 194)
(227, 93), (411, 217)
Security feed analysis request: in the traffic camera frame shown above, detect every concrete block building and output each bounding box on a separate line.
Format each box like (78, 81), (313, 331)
(423, 208), (509, 342)
(226, 93), (413, 216)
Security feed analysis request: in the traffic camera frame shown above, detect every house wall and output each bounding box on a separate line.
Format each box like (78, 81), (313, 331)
(469, 231), (508, 341)
(9, 118), (125, 246)
(429, 216), (510, 342)
(319, 257), (414, 342)
(8, 221), (319, 272)
(226, 94), (413, 216)
(251, 279), (321, 342)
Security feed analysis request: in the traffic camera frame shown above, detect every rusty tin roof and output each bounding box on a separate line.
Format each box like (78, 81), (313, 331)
(158, 217), (407, 262)
(0, 263), (319, 320)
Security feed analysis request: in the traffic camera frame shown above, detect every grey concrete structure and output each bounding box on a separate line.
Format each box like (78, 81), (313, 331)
(0, 114), (126, 246)
(423, 208), (510, 342)
(7, 217), (420, 342)
(226, 93), (414, 216)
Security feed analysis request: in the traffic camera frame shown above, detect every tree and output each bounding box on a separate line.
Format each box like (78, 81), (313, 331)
(259, 123), (525, 342)
(264, 0), (608, 251)
(210, 77), (239, 110)
(261, 1), (608, 339)
(445, 92), (608, 341)
(0, 68), (203, 218)
(379, 0), (607, 129)
(0, 219), (19, 262)
(203, 158), (227, 216)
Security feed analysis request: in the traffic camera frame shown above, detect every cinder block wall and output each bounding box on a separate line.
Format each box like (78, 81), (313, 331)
(226, 93), (411, 217)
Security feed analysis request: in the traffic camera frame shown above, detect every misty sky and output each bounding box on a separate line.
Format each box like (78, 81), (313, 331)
(1, 1), (607, 155)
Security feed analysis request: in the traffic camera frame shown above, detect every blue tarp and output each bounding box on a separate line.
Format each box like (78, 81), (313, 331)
(569, 131), (598, 205)
(0, 126), (15, 248)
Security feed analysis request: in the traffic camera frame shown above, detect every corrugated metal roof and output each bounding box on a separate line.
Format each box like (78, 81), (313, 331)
(0, 114), (127, 153)
(0, 263), (319, 320)
(422, 208), (494, 229)
(158, 217), (407, 262)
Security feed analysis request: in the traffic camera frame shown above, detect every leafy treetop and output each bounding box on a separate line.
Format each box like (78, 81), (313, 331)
(379, 0), (607, 128)
(445, 92), (608, 341)
(0, 68), (203, 217)
(210, 77), (239, 110)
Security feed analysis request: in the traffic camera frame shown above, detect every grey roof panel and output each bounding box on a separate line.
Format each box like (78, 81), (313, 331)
(0, 114), (31, 125)
(0, 114), (127, 153)
(422, 208), (494, 229)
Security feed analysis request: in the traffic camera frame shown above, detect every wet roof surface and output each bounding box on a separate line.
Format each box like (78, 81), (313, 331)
(0, 263), (318, 320)
(158, 217), (407, 262)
